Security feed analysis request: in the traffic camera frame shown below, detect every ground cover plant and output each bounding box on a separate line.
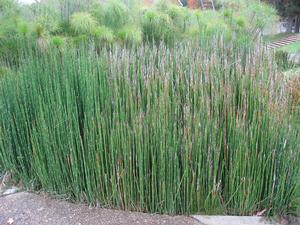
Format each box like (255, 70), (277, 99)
(279, 41), (300, 54)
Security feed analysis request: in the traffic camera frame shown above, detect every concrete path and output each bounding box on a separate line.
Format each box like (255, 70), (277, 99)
(267, 35), (300, 49)
(192, 215), (287, 225)
(0, 192), (299, 225)
(0, 192), (201, 225)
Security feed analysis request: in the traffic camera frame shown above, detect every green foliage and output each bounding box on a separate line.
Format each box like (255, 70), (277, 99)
(166, 5), (190, 33)
(290, 181), (300, 216)
(51, 36), (64, 48)
(34, 8), (61, 35)
(0, 17), (18, 38)
(0, 14), (31, 62)
(117, 26), (142, 46)
(0, 0), (278, 47)
(236, 17), (245, 29)
(279, 41), (300, 54)
(222, 9), (232, 19)
(274, 50), (295, 71)
(70, 12), (98, 35)
(92, 26), (115, 44)
(90, 3), (105, 24)
(0, 0), (19, 18)
(194, 10), (231, 41)
(282, 0), (300, 17)
(0, 41), (299, 215)
(72, 35), (89, 47)
(246, 1), (277, 31)
(58, 21), (72, 35)
(17, 21), (30, 37)
(103, 0), (129, 30)
(34, 24), (44, 38)
(142, 9), (175, 44)
(1, 0), (298, 217)
(0, 17), (30, 39)
(0, 66), (11, 79)
(155, 0), (171, 12)
(220, 0), (277, 35)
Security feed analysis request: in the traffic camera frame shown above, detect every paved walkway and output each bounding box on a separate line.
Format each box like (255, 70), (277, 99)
(1, 192), (299, 225)
(0, 192), (201, 225)
(268, 34), (300, 49)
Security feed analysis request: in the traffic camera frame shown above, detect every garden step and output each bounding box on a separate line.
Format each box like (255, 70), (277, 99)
(269, 42), (295, 47)
(273, 37), (300, 43)
(274, 38), (299, 41)
(275, 38), (300, 43)
(269, 41), (295, 47)
(267, 34), (300, 49)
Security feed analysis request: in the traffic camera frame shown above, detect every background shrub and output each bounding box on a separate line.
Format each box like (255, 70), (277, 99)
(70, 12), (98, 35)
(142, 9), (175, 44)
(117, 26), (142, 46)
(103, 0), (129, 30)
(0, 0), (278, 49)
(92, 26), (115, 44)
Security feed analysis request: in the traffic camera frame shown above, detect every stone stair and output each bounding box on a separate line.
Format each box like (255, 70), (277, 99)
(267, 34), (300, 49)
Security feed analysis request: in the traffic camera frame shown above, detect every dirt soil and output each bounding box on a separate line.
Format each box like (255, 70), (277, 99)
(0, 192), (202, 225)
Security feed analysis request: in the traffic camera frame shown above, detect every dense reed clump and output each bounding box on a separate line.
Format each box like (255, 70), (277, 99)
(0, 40), (299, 216)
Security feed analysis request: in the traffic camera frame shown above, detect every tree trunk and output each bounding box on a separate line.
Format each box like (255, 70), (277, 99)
(295, 16), (300, 33)
(286, 16), (294, 33)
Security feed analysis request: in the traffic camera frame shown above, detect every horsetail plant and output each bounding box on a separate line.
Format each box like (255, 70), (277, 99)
(0, 39), (299, 216)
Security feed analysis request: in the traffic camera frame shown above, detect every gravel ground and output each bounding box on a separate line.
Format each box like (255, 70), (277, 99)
(0, 192), (202, 225)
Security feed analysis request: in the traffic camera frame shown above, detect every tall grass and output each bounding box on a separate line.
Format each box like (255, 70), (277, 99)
(0, 40), (299, 216)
